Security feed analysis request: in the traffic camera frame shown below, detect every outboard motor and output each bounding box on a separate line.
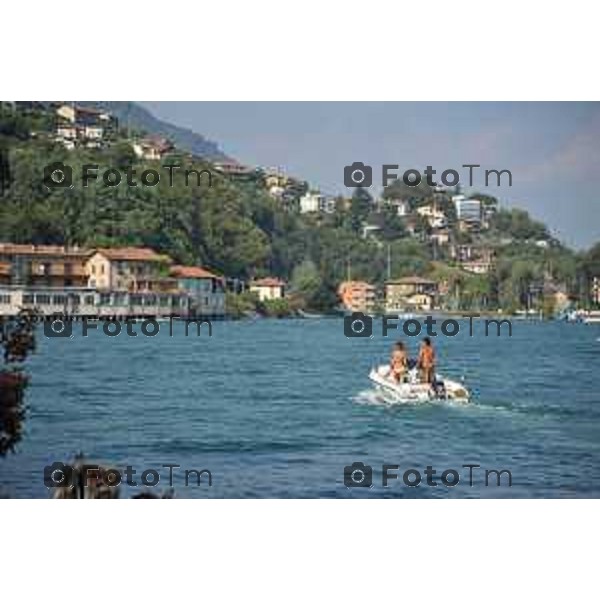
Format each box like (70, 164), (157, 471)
(432, 378), (447, 399)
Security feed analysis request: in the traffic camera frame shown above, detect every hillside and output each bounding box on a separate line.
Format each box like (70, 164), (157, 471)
(78, 101), (229, 161)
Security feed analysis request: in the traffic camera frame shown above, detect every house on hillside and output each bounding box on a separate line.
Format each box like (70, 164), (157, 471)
(450, 243), (495, 274)
(299, 191), (335, 214)
(453, 195), (482, 231)
(385, 276), (438, 312)
(249, 277), (286, 302)
(213, 161), (257, 180)
(132, 136), (175, 161)
(430, 228), (450, 246)
(55, 104), (115, 149)
(385, 197), (411, 217)
(461, 260), (494, 275)
(416, 204), (447, 229)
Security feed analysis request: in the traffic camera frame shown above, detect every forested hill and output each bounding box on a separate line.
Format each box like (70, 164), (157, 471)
(78, 101), (229, 161)
(1, 102), (599, 313)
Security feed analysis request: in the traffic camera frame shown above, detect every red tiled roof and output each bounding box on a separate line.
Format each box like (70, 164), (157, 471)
(250, 277), (286, 287)
(95, 247), (172, 262)
(0, 243), (92, 257)
(170, 265), (221, 279)
(338, 280), (375, 291)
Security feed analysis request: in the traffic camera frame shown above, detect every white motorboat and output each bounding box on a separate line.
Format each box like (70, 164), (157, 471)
(368, 364), (470, 404)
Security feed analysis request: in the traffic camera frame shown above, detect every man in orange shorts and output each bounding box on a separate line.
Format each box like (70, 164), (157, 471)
(417, 337), (436, 385)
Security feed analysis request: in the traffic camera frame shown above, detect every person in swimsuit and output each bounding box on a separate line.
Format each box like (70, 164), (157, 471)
(417, 337), (436, 384)
(389, 341), (408, 383)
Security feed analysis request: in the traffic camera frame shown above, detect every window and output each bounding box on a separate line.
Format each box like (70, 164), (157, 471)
(85, 296), (95, 305)
(35, 294), (51, 305)
(53, 295), (67, 305)
(22, 294), (34, 304)
(0, 294), (11, 304)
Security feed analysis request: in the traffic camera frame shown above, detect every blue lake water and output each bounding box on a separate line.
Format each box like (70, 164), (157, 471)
(1, 317), (599, 498)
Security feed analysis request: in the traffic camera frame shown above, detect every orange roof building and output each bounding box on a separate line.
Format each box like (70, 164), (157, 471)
(0, 243), (93, 287)
(338, 280), (376, 313)
(86, 247), (174, 292)
(170, 265), (221, 280)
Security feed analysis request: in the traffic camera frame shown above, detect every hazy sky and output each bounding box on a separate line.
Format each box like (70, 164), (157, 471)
(142, 102), (599, 249)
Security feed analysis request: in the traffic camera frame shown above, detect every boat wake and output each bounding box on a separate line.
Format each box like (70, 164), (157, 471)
(352, 388), (471, 408)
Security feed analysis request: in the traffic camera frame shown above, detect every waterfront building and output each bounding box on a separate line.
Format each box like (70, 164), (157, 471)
(86, 247), (174, 292)
(0, 244), (211, 318)
(0, 285), (96, 317)
(170, 265), (226, 317)
(0, 243), (92, 288)
(385, 276), (438, 312)
(338, 280), (376, 314)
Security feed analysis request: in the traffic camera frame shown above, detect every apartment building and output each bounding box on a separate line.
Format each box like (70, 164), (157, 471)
(338, 280), (376, 313)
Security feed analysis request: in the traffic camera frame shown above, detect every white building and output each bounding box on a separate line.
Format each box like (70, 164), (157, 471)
(249, 278), (286, 301)
(416, 204), (447, 228)
(453, 195), (482, 223)
(299, 191), (335, 214)
(385, 198), (410, 217)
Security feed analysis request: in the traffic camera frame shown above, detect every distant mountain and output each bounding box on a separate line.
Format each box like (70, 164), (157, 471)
(79, 101), (230, 161)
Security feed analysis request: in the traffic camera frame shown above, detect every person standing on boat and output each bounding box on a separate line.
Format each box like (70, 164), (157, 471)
(390, 341), (408, 383)
(418, 337), (436, 384)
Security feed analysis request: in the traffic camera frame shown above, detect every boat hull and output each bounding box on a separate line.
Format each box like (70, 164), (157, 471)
(369, 365), (470, 404)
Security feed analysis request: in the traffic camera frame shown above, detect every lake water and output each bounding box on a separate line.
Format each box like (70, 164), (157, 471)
(1, 317), (599, 498)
